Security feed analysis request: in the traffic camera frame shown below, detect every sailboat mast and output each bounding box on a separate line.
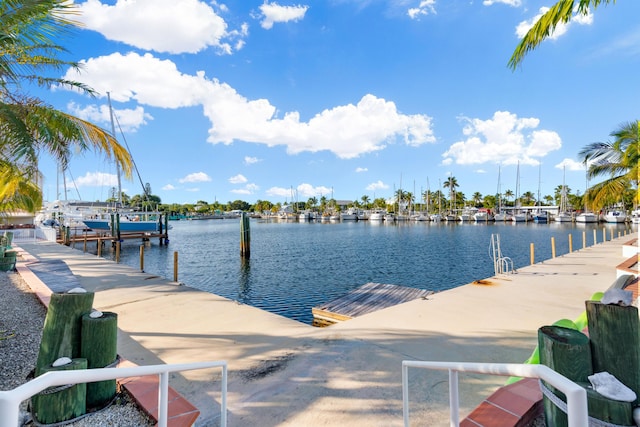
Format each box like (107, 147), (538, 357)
(107, 92), (122, 206)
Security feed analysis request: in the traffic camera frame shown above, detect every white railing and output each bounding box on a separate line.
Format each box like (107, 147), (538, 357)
(0, 360), (227, 427)
(402, 361), (587, 427)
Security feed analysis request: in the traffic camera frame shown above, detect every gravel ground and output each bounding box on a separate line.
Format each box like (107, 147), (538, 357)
(0, 270), (152, 426)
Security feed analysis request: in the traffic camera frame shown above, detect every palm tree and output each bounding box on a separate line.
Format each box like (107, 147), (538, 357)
(360, 195), (370, 209)
(0, 0), (133, 214)
(509, 0), (616, 69)
(443, 176), (459, 211)
(471, 192), (483, 207)
(503, 189), (514, 207)
(579, 121), (639, 211)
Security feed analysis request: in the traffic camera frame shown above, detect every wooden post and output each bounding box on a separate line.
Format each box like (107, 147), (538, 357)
(240, 212), (251, 259)
(115, 240), (120, 263)
(32, 358), (88, 424)
(36, 291), (95, 375)
(610, 229), (614, 240)
(81, 312), (118, 410)
(586, 301), (640, 406)
(530, 243), (534, 265)
(593, 229), (597, 246)
(115, 212), (121, 241)
(164, 214), (169, 245)
(551, 237), (556, 258)
(602, 227), (606, 242)
(173, 251), (178, 282)
(83, 233), (87, 252)
(568, 234), (573, 253)
(97, 238), (102, 257)
(582, 231), (586, 249)
(139, 244), (144, 272)
(538, 325), (592, 427)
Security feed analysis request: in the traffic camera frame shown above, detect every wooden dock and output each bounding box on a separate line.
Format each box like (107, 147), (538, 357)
(312, 282), (433, 326)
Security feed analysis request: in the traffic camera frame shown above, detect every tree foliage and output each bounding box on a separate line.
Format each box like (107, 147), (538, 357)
(0, 0), (133, 213)
(508, 0), (616, 69)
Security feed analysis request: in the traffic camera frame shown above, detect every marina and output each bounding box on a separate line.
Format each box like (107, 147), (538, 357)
(62, 218), (636, 325)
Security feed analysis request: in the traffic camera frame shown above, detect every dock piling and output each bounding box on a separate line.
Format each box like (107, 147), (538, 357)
(173, 251), (178, 282)
(530, 243), (534, 265)
(240, 212), (250, 259)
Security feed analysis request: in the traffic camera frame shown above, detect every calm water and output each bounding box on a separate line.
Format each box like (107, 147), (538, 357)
(97, 219), (634, 325)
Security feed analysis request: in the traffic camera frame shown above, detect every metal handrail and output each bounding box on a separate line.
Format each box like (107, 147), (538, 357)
(0, 360), (227, 427)
(402, 361), (587, 427)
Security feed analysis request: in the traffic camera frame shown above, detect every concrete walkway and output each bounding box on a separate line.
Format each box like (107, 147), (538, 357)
(16, 232), (636, 426)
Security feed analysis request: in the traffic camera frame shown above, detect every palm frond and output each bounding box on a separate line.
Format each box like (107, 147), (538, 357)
(508, 0), (616, 69)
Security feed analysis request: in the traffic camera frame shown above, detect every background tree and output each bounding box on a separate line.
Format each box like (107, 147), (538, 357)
(579, 121), (639, 211)
(471, 192), (483, 207)
(504, 189), (514, 207)
(360, 195), (370, 209)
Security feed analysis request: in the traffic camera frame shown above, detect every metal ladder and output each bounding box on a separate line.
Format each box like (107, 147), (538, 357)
(490, 233), (514, 275)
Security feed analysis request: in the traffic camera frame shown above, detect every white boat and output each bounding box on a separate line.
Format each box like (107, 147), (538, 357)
(603, 210), (627, 223)
(631, 210), (640, 224)
(473, 210), (493, 222)
(383, 213), (396, 222)
(511, 212), (530, 223)
(413, 213), (430, 221)
(494, 212), (512, 222)
(340, 208), (358, 221)
(369, 210), (384, 221)
(430, 214), (442, 222)
(554, 166), (573, 222)
(554, 212), (573, 223)
(83, 212), (164, 233)
(575, 212), (598, 223)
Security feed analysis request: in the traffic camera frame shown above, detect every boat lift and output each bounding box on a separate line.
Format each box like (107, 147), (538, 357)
(490, 234), (514, 275)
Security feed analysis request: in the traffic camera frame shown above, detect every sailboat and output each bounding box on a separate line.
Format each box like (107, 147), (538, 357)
(82, 94), (164, 234)
(575, 171), (598, 223)
(430, 180), (442, 222)
(511, 162), (529, 222)
(554, 165), (573, 222)
(532, 165), (548, 223)
(493, 166), (512, 222)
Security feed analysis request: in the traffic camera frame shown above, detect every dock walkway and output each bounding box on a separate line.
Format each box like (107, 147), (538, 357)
(14, 233), (637, 426)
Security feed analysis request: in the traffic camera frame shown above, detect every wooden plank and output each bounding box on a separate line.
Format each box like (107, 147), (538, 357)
(312, 283), (432, 325)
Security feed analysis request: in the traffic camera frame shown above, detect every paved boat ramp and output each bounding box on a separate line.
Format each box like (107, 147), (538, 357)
(14, 233), (637, 426)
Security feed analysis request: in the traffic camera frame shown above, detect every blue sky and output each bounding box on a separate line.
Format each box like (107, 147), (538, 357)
(37, 0), (640, 206)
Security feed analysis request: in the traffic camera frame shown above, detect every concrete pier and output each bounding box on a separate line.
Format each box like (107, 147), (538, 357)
(14, 233), (637, 426)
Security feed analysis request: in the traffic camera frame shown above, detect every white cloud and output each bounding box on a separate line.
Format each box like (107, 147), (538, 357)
(483, 0), (521, 6)
(229, 174), (248, 184)
(556, 158), (586, 171)
(366, 180), (389, 191)
(258, 2), (309, 30)
(162, 184), (176, 190)
(179, 172), (212, 183)
(67, 101), (152, 133)
(244, 156), (261, 165)
(266, 184), (331, 199)
(62, 53), (436, 159)
(516, 6), (593, 41)
(355, 167), (368, 173)
(231, 184), (260, 195)
(442, 111), (562, 166)
(408, 0), (436, 20)
(75, 171), (118, 187)
(186, 188), (200, 192)
(76, 0), (246, 55)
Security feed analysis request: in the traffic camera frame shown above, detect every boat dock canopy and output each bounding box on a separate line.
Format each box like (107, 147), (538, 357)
(312, 282), (433, 326)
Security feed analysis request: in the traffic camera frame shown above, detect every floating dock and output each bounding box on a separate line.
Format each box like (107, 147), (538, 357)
(312, 282), (433, 326)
